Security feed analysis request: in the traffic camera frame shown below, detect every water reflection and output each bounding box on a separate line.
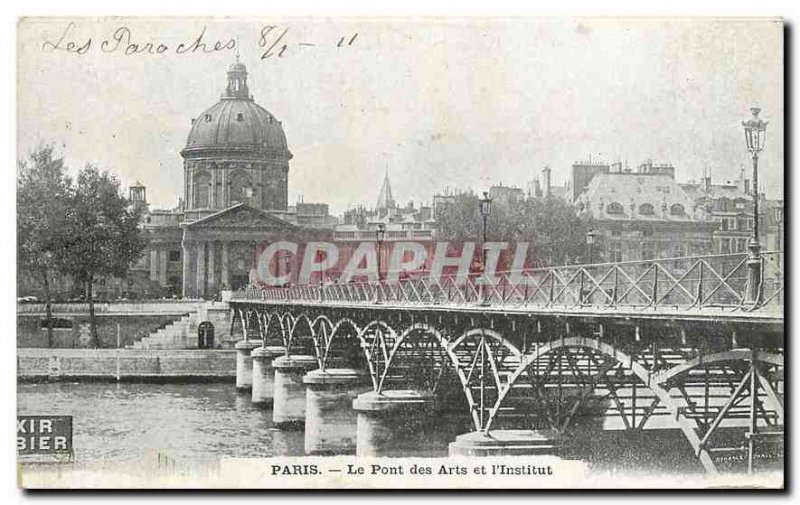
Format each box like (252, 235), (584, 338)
(17, 382), (781, 475)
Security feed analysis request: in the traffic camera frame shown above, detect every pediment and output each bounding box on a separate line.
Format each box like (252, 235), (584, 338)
(185, 204), (297, 230)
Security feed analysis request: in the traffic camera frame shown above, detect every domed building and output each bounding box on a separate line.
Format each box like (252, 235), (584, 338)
(129, 60), (335, 300)
(181, 59), (292, 221)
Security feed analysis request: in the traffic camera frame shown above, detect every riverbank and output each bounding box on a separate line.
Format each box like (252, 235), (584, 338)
(17, 348), (236, 383)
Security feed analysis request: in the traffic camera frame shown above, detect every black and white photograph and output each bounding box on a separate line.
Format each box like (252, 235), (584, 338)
(14, 15), (784, 489)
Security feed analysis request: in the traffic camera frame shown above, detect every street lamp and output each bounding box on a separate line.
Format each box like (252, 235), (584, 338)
(586, 229), (597, 264)
(375, 223), (386, 304)
(479, 191), (492, 306)
(376, 223), (386, 280)
(742, 107), (768, 305)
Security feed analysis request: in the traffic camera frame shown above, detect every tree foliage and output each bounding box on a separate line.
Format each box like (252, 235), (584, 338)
(434, 192), (593, 267)
(18, 152), (148, 348)
(17, 146), (72, 347)
(58, 165), (148, 346)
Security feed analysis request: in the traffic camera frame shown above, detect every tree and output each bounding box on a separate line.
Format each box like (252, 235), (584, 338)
(17, 146), (72, 347)
(435, 192), (592, 267)
(60, 165), (147, 347)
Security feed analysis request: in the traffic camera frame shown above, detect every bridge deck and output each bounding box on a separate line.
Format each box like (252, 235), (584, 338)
(231, 298), (783, 326)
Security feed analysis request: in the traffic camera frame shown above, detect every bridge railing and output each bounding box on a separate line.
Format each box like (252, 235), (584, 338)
(238, 251), (783, 312)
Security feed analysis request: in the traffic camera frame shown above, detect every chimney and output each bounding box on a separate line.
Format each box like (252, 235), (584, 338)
(739, 165), (747, 194)
(542, 166), (551, 198)
(701, 167), (711, 192)
(533, 178), (542, 198)
(745, 179), (750, 195)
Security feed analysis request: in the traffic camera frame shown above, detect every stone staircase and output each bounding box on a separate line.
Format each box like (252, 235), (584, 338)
(129, 312), (200, 350)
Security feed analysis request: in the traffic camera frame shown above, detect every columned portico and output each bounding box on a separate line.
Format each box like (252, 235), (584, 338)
(180, 203), (301, 299)
(208, 241), (216, 292)
(221, 241), (230, 289)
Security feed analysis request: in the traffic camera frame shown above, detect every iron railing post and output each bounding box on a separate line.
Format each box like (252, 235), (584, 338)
(651, 264), (658, 308)
(697, 261), (704, 307)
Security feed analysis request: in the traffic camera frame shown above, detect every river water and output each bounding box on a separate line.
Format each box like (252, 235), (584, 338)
(17, 382), (781, 476)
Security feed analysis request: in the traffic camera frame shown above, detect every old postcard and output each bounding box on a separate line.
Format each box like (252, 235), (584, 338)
(16, 16), (784, 489)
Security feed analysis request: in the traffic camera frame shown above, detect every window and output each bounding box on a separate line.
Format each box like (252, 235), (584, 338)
(205, 114), (212, 122)
(670, 204), (684, 216)
(720, 219), (728, 231)
(639, 203), (655, 215)
(608, 241), (623, 262)
(737, 219), (747, 232)
(642, 242), (656, 260)
(193, 172), (212, 208)
(169, 250), (181, 262)
(236, 113), (244, 122)
(607, 202), (624, 215)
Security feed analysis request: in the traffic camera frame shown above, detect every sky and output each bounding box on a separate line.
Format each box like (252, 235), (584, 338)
(17, 17), (784, 215)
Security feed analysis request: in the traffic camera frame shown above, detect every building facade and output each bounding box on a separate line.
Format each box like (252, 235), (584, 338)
(680, 168), (783, 256)
(122, 60), (335, 299)
(572, 160), (717, 262)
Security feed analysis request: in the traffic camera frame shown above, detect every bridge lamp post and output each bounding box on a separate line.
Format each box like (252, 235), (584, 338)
(479, 191), (492, 306)
(375, 223), (386, 304)
(586, 229), (597, 264)
(742, 107), (768, 305)
(582, 229), (597, 306)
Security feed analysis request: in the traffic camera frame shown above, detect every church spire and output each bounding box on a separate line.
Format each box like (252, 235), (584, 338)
(376, 166), (395, 210)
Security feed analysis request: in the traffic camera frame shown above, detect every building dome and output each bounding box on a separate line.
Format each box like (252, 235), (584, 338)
(181, 60), (292, 160)
(183, 100), (290, 154)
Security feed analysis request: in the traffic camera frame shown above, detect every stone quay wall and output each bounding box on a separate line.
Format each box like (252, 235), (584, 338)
(17, 348), (236, 383)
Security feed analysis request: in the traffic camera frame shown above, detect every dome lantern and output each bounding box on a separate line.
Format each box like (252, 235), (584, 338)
(224, 55), (251, 100)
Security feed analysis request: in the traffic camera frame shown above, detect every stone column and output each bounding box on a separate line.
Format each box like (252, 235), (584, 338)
(158, 249), (168, 287)
(304, 369), (371, 455)
(182, 241), (192, 298)
(188, 168), (194, 209)
(272, 355), (318, 429)
(221, 241), (230, 289)
(251, 345), (286, 406)
(207, 241), (216, 293)
(235, 339), (263, 392)
(352, 390), (436, 457)
(221, 168), (228, 207)
(211, 166), (218, 208)
(196, 241), (206, 297)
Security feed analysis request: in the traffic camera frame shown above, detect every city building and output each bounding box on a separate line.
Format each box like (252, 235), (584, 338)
(35, 59), (337, 301)
(527, 166), (569, 200)
(333, 172), (436, 244)
(680, 167), (783, 255)
(488, 182), (524, 204)
(572, 160), (717, 262)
